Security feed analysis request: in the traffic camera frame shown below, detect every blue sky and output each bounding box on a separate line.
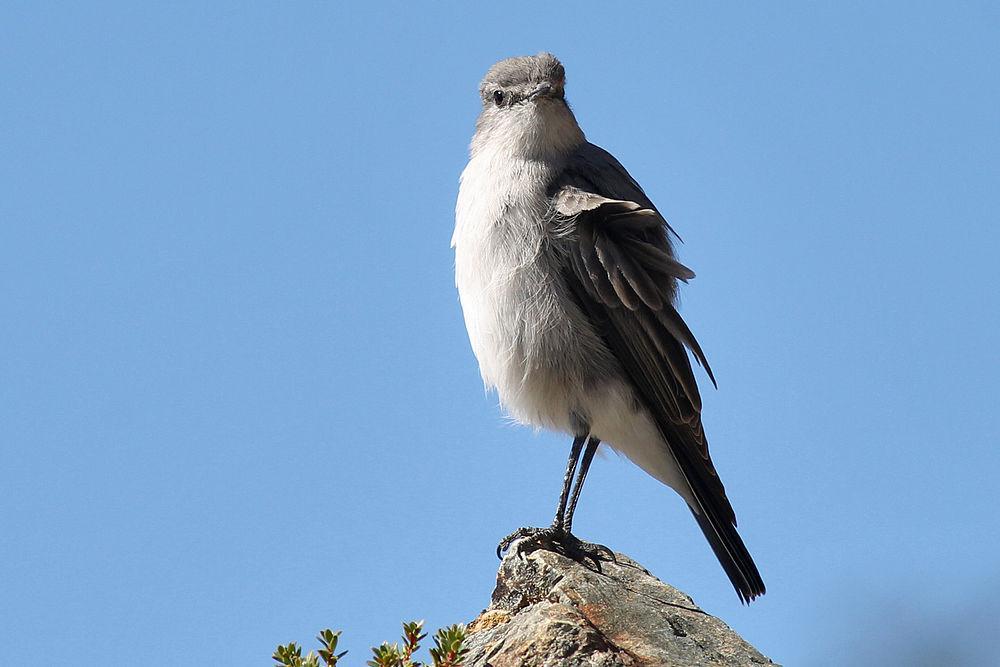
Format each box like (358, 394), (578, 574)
(2, 2), (998, 665)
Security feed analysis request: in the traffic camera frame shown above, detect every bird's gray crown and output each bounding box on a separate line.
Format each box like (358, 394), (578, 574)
(479, 52), (566, 104)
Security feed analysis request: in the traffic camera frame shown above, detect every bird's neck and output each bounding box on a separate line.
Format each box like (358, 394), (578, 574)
(472, 107), (585, 164)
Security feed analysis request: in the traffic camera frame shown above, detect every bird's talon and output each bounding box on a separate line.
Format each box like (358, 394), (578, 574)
(496, 526), (611, 569)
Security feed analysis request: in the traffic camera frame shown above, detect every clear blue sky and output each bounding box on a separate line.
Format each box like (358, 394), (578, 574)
(2, 3), (998, 665)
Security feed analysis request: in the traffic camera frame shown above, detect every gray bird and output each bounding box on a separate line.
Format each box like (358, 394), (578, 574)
(452, 53), (765, 602)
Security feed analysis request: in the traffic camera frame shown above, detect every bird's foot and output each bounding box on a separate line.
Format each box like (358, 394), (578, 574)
(496, 525), (614, 569)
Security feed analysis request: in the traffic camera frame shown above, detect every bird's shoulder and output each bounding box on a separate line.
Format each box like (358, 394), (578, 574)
(546, 142), (681, 249)
(544, 141), (712, 394)
(549, 142), (656, 211)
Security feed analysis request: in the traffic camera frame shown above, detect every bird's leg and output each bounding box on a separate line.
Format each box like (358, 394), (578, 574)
(497, 435), (585, 558)
(560, 436), (613, 562)
(552, 434), (587, 529)
(563, 436), (600, 534)
(497, 434), (613, 566)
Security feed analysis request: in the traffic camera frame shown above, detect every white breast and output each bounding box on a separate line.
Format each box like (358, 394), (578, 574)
(452, 150), (573, 427)
(453, 150), (544, 374)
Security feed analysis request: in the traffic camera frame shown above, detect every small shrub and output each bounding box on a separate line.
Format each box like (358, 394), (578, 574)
(273, 629), (347, 667)
(273, 621), (467, 667)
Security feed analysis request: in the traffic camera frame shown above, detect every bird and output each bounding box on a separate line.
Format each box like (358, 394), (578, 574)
(451, 52), (765, 603)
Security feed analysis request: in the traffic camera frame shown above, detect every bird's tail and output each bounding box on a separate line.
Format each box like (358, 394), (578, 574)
(687, 493), (765, 603)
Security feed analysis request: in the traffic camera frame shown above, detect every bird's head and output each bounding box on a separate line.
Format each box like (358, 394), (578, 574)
(472, 52), (584, 160)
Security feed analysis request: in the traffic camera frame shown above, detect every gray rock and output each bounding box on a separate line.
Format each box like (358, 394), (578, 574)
(464, 548), (777, 667)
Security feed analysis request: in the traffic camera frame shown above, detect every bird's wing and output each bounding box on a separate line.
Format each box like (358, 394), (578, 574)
(550, 142), (765, 602)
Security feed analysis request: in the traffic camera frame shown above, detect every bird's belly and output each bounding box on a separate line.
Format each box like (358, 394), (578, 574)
(465, 289), (694, 502)
(457, 253), (586, 433)
(454, 220), (694, 504)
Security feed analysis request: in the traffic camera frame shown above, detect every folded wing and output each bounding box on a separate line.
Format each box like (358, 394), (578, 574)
(550, 143), (765, 602)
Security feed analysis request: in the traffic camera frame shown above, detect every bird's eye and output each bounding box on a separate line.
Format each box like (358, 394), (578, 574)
(493, 90), (505, 106)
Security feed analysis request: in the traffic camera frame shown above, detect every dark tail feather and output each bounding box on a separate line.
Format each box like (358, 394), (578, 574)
(559, 269), (764, 601)
(689, 504), (766, 603)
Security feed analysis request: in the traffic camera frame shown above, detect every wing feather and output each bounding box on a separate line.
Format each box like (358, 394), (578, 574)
(550, 142), (765, 602)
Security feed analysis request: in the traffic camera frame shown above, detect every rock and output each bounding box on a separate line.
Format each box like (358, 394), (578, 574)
(464, 547), (776, 667)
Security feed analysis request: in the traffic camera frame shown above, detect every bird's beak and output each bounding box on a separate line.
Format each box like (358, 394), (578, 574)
(527, 82), (553, 100)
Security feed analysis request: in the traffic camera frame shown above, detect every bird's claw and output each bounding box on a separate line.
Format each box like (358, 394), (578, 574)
(496, 526), (615, 569)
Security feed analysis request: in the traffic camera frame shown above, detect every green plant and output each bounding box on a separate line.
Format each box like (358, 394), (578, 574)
(427, 624), (469, 667)
(273, 629), (347, 667)
(274, 621), (467, 667)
